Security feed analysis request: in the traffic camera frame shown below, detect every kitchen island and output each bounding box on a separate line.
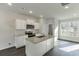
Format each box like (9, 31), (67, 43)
(25, 35), (54, 56)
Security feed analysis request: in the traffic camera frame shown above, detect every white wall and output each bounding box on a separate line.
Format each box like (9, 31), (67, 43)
(40, 18), (55, 36)
(53, 19), (59, 45)
(40, 18), (59, 46)
(0, 7), (59, 50)
(0, 9), (28, 50)
(0, 8), (41, 50)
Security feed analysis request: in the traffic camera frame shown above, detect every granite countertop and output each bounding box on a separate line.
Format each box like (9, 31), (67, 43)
(26, 35), (53, 44)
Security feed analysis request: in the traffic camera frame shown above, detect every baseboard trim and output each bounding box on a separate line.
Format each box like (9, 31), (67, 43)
(0, 46), (16, 51)
(58, 38), (79, 43)
(16, 46), (25, 49)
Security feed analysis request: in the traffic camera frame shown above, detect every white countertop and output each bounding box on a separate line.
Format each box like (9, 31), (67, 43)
(26, 35), (53, 44)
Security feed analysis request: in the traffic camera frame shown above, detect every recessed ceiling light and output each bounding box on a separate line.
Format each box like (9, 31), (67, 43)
(65, 6), (69, 9)
(8, 3), (12, 6)
(40, 15), (43, 18)
(73, 14), (77, 16)
(29, 11), (32, 14)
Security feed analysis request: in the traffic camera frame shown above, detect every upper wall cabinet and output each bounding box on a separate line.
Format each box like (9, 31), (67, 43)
(26, 19), (40, 29)
(34, 23), (40, 29)
(16, 19), (26, 29)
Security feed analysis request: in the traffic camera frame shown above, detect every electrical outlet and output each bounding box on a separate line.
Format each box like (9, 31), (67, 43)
(8, 43), (11, 45)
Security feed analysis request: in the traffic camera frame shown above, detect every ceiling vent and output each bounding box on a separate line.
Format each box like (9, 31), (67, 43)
(61, 3), (70, 6)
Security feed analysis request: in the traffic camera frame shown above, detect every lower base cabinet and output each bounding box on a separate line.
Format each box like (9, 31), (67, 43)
(15, 36), (27, 48)
(25, 38), (54, 56)
(47, 38), (54, 51)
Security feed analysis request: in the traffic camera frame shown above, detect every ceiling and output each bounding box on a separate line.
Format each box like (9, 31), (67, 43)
(0, 3), (79, 20)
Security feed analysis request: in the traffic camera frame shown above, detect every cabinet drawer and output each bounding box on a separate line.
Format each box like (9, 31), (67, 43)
(47, 38), (54, 51)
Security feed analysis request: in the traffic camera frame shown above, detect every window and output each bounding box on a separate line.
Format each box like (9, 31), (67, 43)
(60, 20), (79, 37)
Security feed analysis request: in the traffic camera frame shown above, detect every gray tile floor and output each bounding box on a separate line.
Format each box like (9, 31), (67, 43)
(0, 40), (79, 56)
(44, 40), (79, 56)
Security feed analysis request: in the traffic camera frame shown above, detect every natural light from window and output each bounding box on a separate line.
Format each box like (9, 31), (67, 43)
(59, 44), (79, 52)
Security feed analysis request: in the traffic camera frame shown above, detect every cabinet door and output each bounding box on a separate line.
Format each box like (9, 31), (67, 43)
(39, 40), (47, 55)
(26, 40), (47, 56)
(33, 40), (47, 56)
(16, 19), (26, 29)
(15, 36), (25, 48)
(47, 38), (54, 51)
(34, 23), (40, 29)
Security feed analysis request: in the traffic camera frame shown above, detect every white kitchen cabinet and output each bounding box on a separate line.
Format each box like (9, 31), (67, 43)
(47, 38), (54, 51)
(15, 35), (28, 48)
(34, 23), (40, 29)
(25, 37), (54, 56)
(16, 19), (26, 29)
(25, 40), (47, 56)
(26, 40), (47, 56)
